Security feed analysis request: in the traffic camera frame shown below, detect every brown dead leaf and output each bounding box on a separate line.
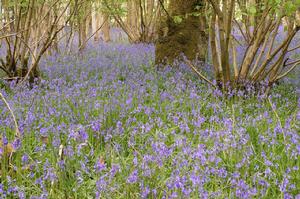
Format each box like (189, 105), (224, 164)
(99, 156), (105, 165)
(41, 136), (49, 144)
(0, 139), (15, 155)
(58, 144), (64, 160)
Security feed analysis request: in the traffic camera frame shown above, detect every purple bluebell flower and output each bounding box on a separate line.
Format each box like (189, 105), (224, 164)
(127, 170), (138, 184)
(12, 139), (21, 150)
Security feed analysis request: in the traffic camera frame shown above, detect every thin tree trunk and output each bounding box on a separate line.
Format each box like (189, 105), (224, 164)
(92, 1), (101, 41)
(101, 13), (110, 42)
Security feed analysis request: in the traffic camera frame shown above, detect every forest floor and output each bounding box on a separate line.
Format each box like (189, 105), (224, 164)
(0, 42), (299, 198)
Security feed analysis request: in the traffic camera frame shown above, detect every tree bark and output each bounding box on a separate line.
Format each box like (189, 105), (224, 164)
(92, 2), (101, 41)
(101, 13), (111, 42)
(155, 0), (207, 65)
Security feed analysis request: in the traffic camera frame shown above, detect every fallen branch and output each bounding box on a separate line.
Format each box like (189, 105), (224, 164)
(268, 97), (287, 153)
(184, 59), (217, 89)
(0, 92), (20, 138)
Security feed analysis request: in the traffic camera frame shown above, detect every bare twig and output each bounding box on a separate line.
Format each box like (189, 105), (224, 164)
(284, 58), (300, 67)
(157, 0), (171, 19)
(0, 32), (22, 40)
(207, 0), (223, 20)
(234, 19), (249, 43)
(287, 44), (300, 52)
(78, 17), (108, 51)
(275, 61), (300, 81)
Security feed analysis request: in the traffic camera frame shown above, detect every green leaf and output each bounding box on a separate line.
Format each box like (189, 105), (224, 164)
(248, 6), (256, 15)
(195, 5), (202, 10)
(173, 16), (183, 24)
(284, 1), (297, 16)
(191, 12), (201, 17)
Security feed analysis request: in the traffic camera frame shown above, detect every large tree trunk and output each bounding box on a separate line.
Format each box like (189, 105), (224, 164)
(155, 0), (207, 64)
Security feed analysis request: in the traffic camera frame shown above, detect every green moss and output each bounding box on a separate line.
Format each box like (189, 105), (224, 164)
(155, 0), (207, 65)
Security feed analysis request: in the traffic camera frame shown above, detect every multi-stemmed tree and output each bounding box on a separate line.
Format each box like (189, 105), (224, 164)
(208, 0), (300, 91)
(155, 0), (300, 92)
(0, 0), (78, 83)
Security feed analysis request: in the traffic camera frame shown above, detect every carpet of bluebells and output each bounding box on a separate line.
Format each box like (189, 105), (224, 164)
(0, 38), (300, 198)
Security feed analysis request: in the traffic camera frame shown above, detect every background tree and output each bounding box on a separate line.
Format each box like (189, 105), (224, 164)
(104, 0), (161, 43)
(91, 0), (111, 43)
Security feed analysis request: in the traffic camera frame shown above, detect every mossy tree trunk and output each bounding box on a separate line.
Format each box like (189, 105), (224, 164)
(155, 0), (207, 65)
